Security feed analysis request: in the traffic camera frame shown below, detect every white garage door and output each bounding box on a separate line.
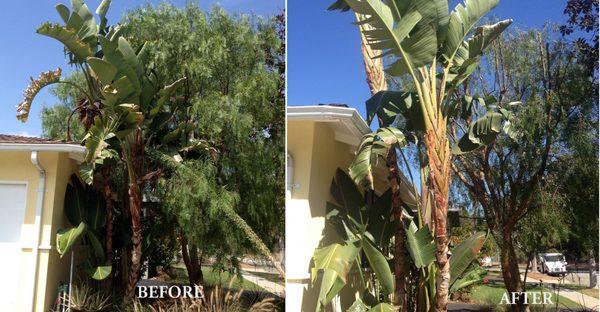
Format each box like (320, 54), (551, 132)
(0, 183), (27, 311)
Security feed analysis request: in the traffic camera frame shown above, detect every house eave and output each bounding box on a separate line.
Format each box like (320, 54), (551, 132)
(287, 105), (371, 146)
(0, 143), (86, 162)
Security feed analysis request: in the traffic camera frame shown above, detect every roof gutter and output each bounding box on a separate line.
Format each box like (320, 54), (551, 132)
(27, 151), (46, 312)
(0, 143), (85, 154)
(287, 105), (371, 135)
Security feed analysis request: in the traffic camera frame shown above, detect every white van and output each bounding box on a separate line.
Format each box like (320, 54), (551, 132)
(538, 253), (567, 275)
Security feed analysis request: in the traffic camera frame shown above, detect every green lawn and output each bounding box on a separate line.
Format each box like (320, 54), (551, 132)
(469, 284), (582, 310)
(172, 266), (265, 292)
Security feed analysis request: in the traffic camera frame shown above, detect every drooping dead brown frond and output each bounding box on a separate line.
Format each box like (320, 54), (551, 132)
(16, 68), (62, 122)
(76, 98), (102, 130)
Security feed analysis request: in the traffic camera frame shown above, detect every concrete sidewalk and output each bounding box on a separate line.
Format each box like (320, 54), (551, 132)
(557, 288), (599, 310)
(521, 272), (572, 285)
(519, 272), (599, 310)
(241, 271), (285, 296)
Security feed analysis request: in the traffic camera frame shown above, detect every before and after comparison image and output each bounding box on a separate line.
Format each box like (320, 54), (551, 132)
(0, 0), (597, 311)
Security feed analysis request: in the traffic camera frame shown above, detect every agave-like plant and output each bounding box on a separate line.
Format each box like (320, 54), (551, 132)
(327, 0), (515, 311)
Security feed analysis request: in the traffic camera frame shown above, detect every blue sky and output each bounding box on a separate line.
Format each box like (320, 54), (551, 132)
(0, 0), (282, 137)
(288, 0), (575, 120)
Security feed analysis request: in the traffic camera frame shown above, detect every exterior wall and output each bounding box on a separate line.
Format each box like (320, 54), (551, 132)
(286, 120), (356, 312)
(0, 151), (78, 311)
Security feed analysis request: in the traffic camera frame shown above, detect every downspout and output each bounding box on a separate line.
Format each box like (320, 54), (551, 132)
(28, 151), (46, 312)
(286, 153), (294, 199)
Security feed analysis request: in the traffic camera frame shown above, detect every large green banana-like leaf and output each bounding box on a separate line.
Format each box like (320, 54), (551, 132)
(98, 36), (142, 94)
(315, 269), (345, 310)
(88, 265), (112, 280)
(366, 91), (423, 130)
(467, 20), (512, 60)
(311, 242), (360, 308)
(96, 0), (112, 30)
(350, 0), (439, 75)
(56, 222), (87, 257)
(449, 231), (486, 286)
(345, 0), (421, 55)
(71, 0), (98, 37)
(330, 168), (365, 225)
(87, 57), (117, 85)
(79, 163), (94, 185)
(37, 23), (93, 60)
(386, 24), (438, 76)
(350, 127), (407, 189)
(118, 37), (144, 77)
(362, 236), (394, 295)
(84, 188), (106, 234)
(447, 19), (512, 86)
(64, 174), (106, 231)
(101, 76), (137, 107)
(442, 0), (499, 63)
(114, 104), (143, 138)
(450, 266), (487, 292)
(55, 4), (71, 23)
(328, 0), (350, 11)
(83, 116), (116, 163)
(366, 189), (393, 246)
(409, 0), (450, 43)
(347, 298), (370, 312)
(333, 0), (448, 52)
(367, 303), (394, 312)
(64, 175), (87, 226)
(150, 77), (187, 118)
(405, 223), (436, 268)
(452, 112), (503, 154)
(87, 231), (105, 263)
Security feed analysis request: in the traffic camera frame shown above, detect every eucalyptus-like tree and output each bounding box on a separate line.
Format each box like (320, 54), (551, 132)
(327, 0), (513, 310)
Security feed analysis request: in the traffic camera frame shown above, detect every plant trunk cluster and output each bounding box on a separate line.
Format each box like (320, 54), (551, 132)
(425, 130), (452, 312)
(181, 236), (204, 286)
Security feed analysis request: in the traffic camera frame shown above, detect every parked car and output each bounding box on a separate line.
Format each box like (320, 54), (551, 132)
(538, 253), (567, 276)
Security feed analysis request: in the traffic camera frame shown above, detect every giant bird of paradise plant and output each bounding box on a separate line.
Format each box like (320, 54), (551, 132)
(15, 0), (187, 301)
(325, 0), (515, 311)
(16, 0), (286, 301)
(311, 169), (488, 312)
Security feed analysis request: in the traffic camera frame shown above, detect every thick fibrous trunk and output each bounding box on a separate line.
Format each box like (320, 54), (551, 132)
(388, 151), (408, 311)
(425, 131), (451, 312)
(124, 131), (145, 302)
(500, 234), (529, 312)
(101, 168), (114, 267)
(125, 181), (143, 301)
(356, 21), (411, 309)
(101, 168), (114, 292)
